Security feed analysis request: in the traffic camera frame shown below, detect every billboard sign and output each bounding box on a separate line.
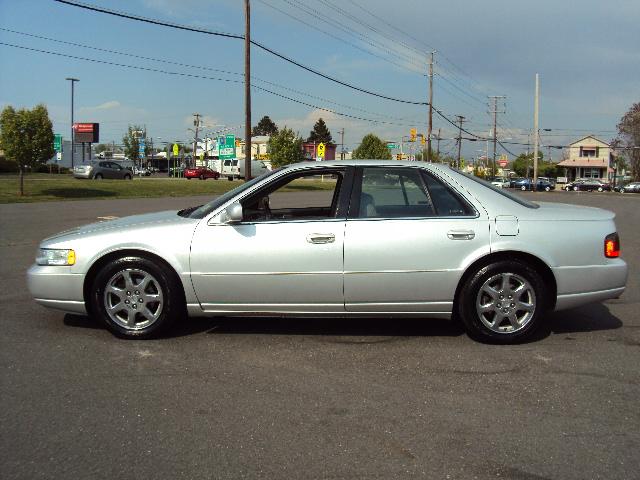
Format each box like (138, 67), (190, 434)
(219, 134), (236, 160)
(73, 123), (99, 143)
(53, 134), (63, 152)
(138, 138), (146, 159)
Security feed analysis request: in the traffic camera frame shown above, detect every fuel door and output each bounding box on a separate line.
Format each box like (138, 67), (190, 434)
(495, 215), (519, 236)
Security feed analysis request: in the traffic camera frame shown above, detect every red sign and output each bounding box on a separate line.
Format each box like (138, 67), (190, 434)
(498, 159), (508, 167)
(73, 123), (99, 143)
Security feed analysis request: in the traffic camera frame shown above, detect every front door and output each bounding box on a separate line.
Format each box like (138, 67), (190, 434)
(190, 167), (353, 313)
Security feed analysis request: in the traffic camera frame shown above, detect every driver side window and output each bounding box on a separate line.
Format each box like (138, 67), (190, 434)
(241, 169), (344, 222)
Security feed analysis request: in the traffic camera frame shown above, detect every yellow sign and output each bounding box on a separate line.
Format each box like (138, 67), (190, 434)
(420, 133), (426, 145)
(317, 142), (326, 159)
(410, 128), (417, 142)
(172, 143), (179, 156)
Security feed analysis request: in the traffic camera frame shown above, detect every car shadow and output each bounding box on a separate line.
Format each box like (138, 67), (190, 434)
(63, 303), (622, 341)
(547, 303), (623, 335)
(42, 188), (116, 198)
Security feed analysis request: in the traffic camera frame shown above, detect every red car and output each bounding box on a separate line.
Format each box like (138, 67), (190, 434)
(184, 167), (220, 180)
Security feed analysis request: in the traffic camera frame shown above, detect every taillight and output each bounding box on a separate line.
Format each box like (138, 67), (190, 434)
(604, 233), (620, 258)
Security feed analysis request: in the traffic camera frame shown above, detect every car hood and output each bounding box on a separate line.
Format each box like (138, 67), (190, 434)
(526, 202), (615, 221)
(43, 210), (196, 242)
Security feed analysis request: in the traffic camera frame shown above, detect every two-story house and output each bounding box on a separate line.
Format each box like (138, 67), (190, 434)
(557, 135), (612, 181)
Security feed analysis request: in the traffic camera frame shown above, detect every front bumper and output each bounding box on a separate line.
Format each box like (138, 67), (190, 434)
(27, 264), (87, 314)
(73, 171), (92, 179)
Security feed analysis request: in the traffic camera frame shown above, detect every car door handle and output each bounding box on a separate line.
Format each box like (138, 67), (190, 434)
(306, 233), (335, 244)
(447, 230), (475, 240)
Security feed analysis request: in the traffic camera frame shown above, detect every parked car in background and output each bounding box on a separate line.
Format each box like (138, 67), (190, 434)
(133, 166), (151, 176)
(184, 167), (220, 180)
(490, 177), (510, 188)
(538, 177), (557, 188)
(513, 178), (554, 191)
(74, 161), (132, 180)
(27, 160), (628, 344)
(567, 179), (611, 192)
(620, 182), (640, 193)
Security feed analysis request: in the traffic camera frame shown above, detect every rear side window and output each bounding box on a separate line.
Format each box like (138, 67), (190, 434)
(421, 172), (475, 216)
(359, 168), (435, 218)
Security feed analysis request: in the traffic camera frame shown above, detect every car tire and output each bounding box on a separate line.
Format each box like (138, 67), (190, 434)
(520, 185), (527, 191)
(457, 260), (548, 344)
(597, 187), (603, 192)
(94, 173), (103, 180)
(199, 175), (205, 180)
(228, 176), (233, 181)
(544, 186), (551, 192)
(186, 177), (191, 180)
(90, 256), (185, 339)
(573, 186), (579, 191)
(124, 174), (132, 180)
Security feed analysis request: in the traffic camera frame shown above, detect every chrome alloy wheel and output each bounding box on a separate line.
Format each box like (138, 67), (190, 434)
(103, 268), (164, 330)
(475, 273), (536, 334)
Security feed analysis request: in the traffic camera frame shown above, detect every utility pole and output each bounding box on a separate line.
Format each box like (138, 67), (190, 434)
(339, 128), (345, 160)
(427, 51), (435, 162)
(455, 115), (465, 169)
(244, 0), (252, 181)
(192, 113), (201, 167)
(489, 95), (506, 177)
(533, 73), (540, 191)
(65, 77), (79, 168)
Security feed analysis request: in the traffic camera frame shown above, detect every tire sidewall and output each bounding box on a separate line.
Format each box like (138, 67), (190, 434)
(458, 260), (548, 344)
(91, 256), (182, 339)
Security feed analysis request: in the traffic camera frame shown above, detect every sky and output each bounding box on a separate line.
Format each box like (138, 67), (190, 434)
(0, 0), (639, 160)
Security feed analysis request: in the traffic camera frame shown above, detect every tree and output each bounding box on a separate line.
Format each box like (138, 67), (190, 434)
(252, 115), (278, 136)
(94, 143), (110, 154)
(268, 127), (304, 168)
(122, 125), (148, 163)
(307, 118), (332, 143)
(353, 133), (392, 160)
(0, 104), (54, 196)
(616, 102), (640, 181)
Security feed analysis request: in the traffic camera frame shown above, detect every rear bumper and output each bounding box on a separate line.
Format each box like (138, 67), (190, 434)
(553, 260), (628, 311)
(27, 265), (87, 314)
(73, 172), (92, 179)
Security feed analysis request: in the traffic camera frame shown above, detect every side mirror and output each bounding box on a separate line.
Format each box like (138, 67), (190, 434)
(222, 202), (243, 224)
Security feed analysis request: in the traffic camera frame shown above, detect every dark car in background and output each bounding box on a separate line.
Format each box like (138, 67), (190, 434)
(513, 178), (554, 191)
(184, 167), (220, 180)
(567, 179), (611, 192)
(73, 161), (133, 180)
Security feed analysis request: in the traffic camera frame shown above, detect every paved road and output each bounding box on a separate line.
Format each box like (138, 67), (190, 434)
(1, 191), (638, 480)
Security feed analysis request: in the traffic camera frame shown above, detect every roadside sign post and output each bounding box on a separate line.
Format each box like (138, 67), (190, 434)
(53, 134), (63, 154)
(317, 142), (326, 160)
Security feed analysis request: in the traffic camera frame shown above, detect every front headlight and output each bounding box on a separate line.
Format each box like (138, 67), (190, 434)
(36, 249), (76, 266)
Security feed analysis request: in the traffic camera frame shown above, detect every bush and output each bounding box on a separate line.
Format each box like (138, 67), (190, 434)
(0, 158), (18, 173)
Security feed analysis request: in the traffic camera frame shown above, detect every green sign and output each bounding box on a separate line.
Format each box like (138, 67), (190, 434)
(54, 134), (63, 152)
(219, 134), (236, 160)
(386, 143), (399, 149)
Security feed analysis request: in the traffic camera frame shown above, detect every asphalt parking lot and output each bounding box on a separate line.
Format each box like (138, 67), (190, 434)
(1, 191), (638, 480)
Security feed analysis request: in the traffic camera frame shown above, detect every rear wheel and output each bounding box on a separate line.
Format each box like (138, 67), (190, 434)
(544, 186), (551, 192)
(458, 260), (548, 344)
(199, 174), (205, 180)
(124, 174), (132, 180)
(597, 187), (603, 192)
(90, 256), (184, 339)
(573, 186), (579, 191)
(94, 173), (103, 180)
(521, 185), (527, 191)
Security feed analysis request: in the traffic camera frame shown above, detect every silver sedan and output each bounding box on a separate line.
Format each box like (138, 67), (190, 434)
(28, 160), (628, 343)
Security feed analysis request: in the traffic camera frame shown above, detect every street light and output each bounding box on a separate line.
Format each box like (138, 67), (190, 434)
(65, 77), (79, 168)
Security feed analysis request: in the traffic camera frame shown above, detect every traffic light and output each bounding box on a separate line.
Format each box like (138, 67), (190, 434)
(396, 153), (402, 160)
(420, 133), (426, 145)
(410, 128), (417, 142)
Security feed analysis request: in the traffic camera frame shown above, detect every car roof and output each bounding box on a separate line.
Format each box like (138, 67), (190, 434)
(281, 159), (453, 173)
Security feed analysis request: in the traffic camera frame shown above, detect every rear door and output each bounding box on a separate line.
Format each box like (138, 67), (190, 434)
(343, 166), (489, 313)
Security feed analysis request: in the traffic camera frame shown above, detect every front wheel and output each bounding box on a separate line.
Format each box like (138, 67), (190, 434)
(94, 173), (103, 180)
(521, 185), (527, 191)
(124, 174), (132, 180)
(544, 186), (551, 192)
(597, 187), (603, 192)
(573, 186), (579, 191)
(457, 260), (548, 344)
(90, 256), (184, 339)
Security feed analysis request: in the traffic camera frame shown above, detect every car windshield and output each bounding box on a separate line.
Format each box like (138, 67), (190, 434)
(181, 168), (281, 219)
(453, 171), (540, 209)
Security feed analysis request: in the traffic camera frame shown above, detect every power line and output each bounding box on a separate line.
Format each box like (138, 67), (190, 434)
(0, 27), (424, 124)
(53, 0), (427, 105)
(0, 41), (420, 128)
